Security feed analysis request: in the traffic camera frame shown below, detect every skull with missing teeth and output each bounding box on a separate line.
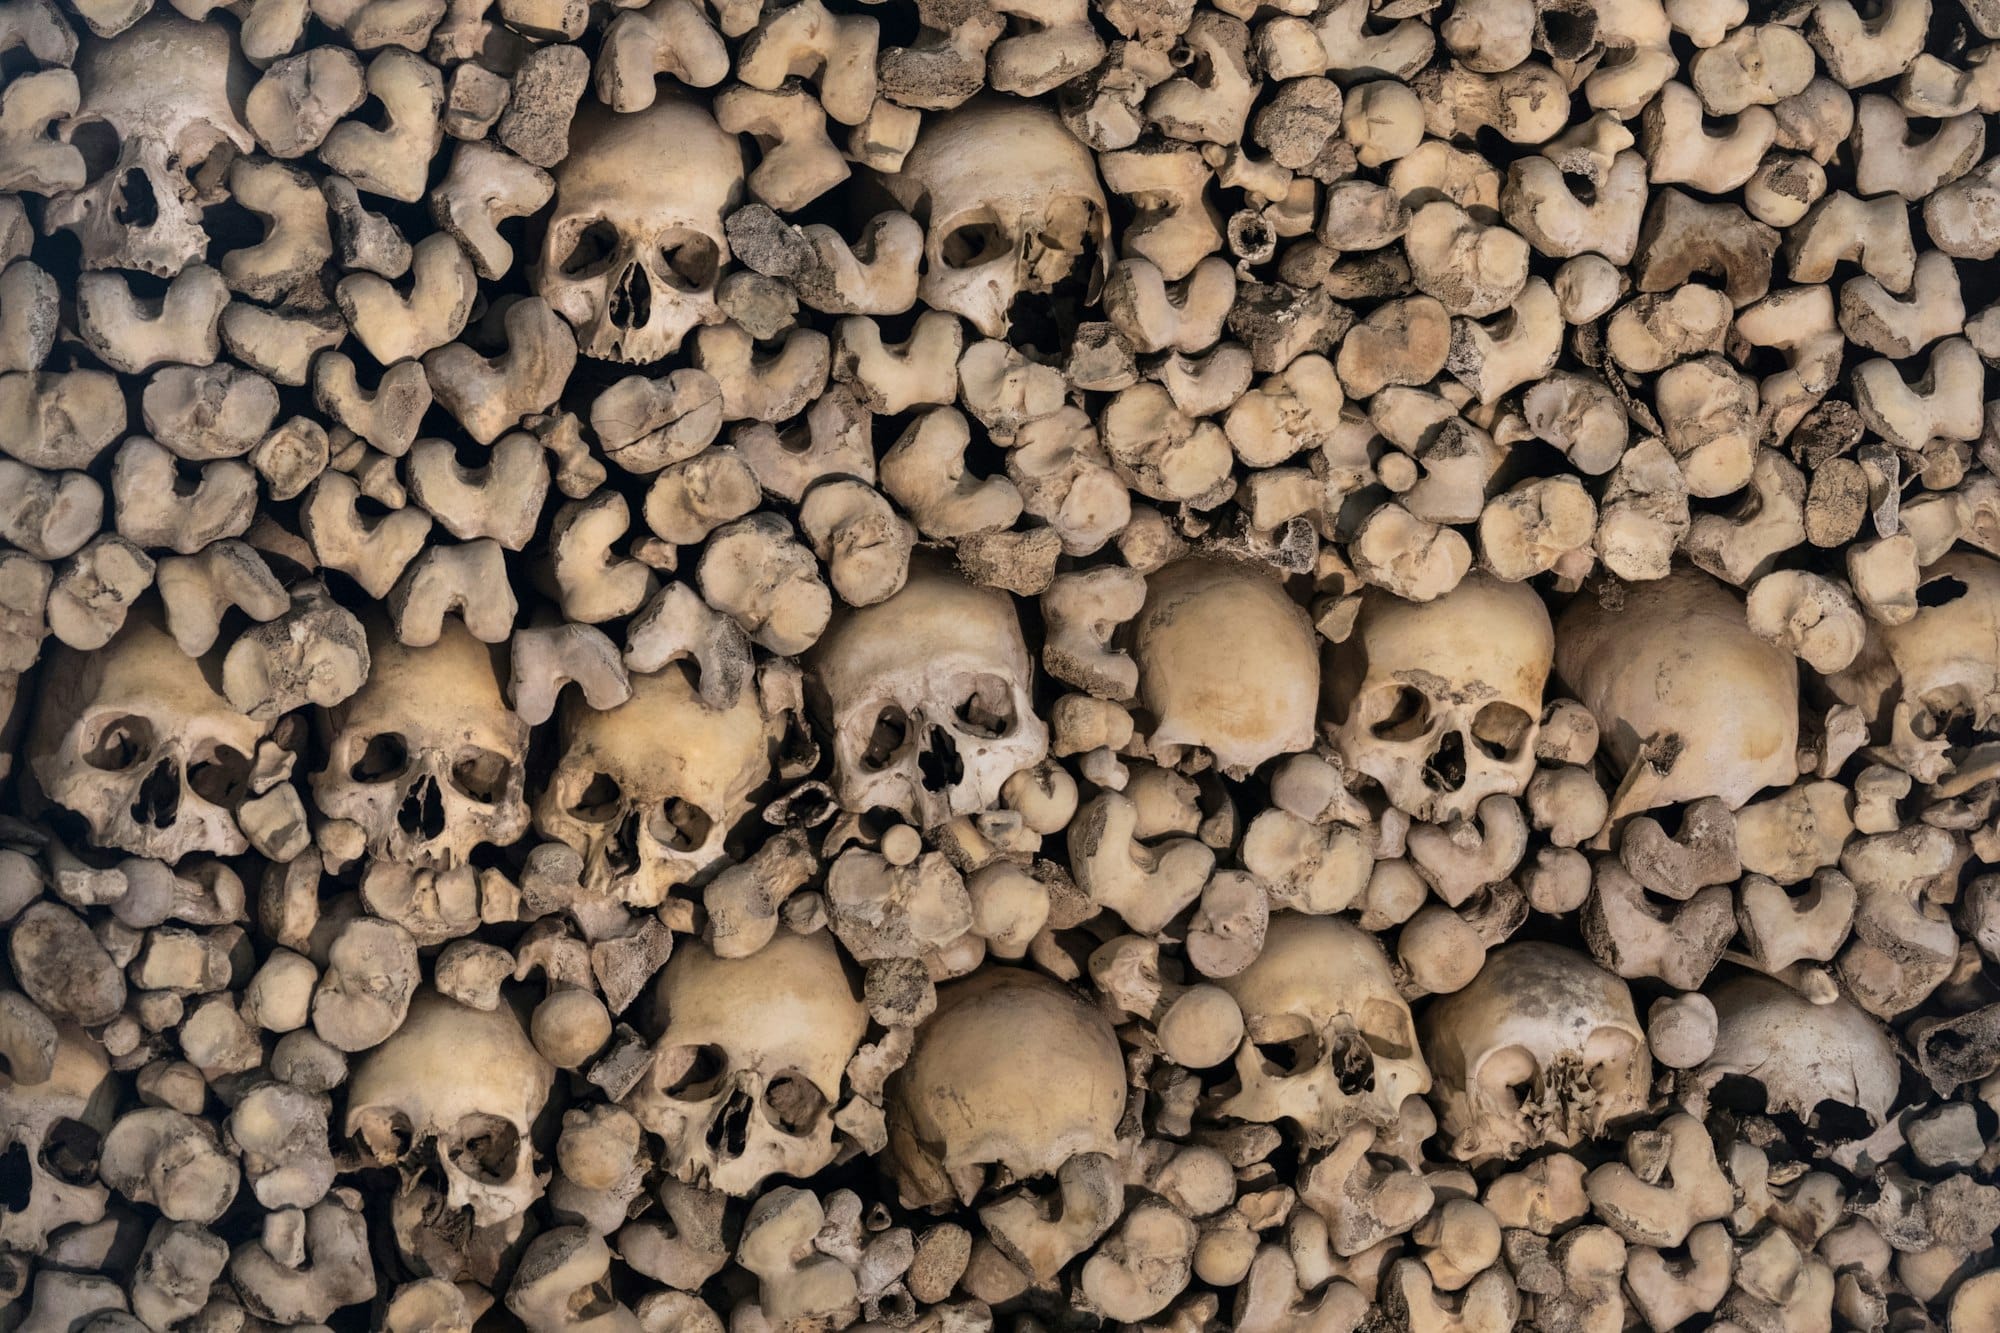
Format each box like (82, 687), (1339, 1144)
(28, 607), (269, 862)
(1421, 942), (1651, 1164)
(534, 96), (744, 363)
(880, 97), (1110, 338)
(1330, 573), (1551, 823)
(809, 562), (1048, 827)
(44, 14), (254, 276)
(312, 619), (531, 870)
(1214, 915), (1430, 1146)
(535, 663), (771, 908)
(625, 931), (867, 1197)
(345, 991), (555, 1228)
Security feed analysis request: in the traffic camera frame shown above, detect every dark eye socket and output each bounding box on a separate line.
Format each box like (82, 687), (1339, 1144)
(85, 715), (155, 771)
(560, 219), (620, 278)
(348, 733), (409, 783)
(569, 772), (623, 822)
(953, 674), (1016, 739)
(862, 704), (909, 770)
(660, 1045), (727, 1100)
(450, 748), (510, 804)
(1368, 686), (1432, 742)
(1471, 702), (1534, 760)
(939, 212), (1011, 269)
(660, 232), (720, 292)
(188, 746), (253, 805)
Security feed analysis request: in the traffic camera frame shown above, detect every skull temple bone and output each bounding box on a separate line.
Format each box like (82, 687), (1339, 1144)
(28, 606), (270, 862)
(533, 95), (745, 364)
(344, 990), (556, 1228)
(1556, 566), (1799, 813)
(1128, 557), (1321, 777)
(1214, 914), (1431, 1147)
(885, 966), (1126, 1209)
(1420, 942), (1652, 1164)
(1329, 572), (1552, 823)
(808, 560), (1048, 827)
(312, 618), (531, 871)
(625, 931), (866, 1197)
(880, 97), (1111, 338)
(43, 13), (255, 276)
(535, 662), (772, 909)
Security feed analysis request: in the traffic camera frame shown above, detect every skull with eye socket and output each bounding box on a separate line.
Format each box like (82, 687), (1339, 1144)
(1329, 572), (1552, 824)
(624, 931), (867, 1197)
(27, 605), (269, 862)
(808, 560), (1048, 827)
(43, 13), (255, 276)
(1212, 914), (1430, 1147)
(311, 619), (530, 871)
(534, 660), (772, 909)
(533, 95), (744, 364)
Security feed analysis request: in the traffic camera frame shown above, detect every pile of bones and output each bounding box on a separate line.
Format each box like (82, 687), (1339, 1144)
(15, 0), (2000, 1328)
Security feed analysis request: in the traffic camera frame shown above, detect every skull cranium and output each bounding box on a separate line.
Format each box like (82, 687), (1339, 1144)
(1420, 942), (1651, 1164)
(0, 1025), (116, 1254)
(1330, 572), (1552, 823)
(1213, 914), (1430, 1147)
(1556, 567), (1799, 812)
(881, 97), (1110, 339)
(44, 14), (254, 276)
(533, 95), (744, 364)
(312, 619), (530, 871)
(625, 931), (866, 1197)
(27, 606), (269, 862)
(1829, 551), (2000, 788)
(885, 967), (1126, 1208)
(345, 990), (555, 1228)
(808, 559), (1048, 827)
(1128, 557), (1321, 778)
(534, 662), (772, 909)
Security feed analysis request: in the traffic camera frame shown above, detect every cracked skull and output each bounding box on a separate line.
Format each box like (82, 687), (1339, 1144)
(1330, 571), (1551, 823)
(533, 95), (744, 364)
(535, 662), (771, 909)
(885, 967), (1126, 1208)
(1830, 551), (2000, 788)
(27, 606), (269, 862)
(1420, 942), (1651, 1164)
(43, 13), (254, 276)
(312, 618), (530, 871)
(809, 560), (1048, 827)
(345, 990), (555, 1228)
(880, 97), (1110, 339)
(624, 931), (866, 1197)
(1214, 914), (1430, 1147)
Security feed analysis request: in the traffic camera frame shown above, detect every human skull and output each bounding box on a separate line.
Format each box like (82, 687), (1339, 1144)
(312, 618), (530, 871)
(808, 559), (1049, 827)
(1683, 971), (1899, 1133)
(1829, 552), (2000, 786)
(1213, 914), (1430, 1147)
(43, 14), (254, 276)
(885, 967), (1126, 1208)
(0, 1025), (117, 1254)
(1128, 558), (1321, 777)
(1420, 942), (1651, 1164)
(1556, 567), (1799, 811)
(27, 606), (269, 861)
(1329, 572), (1552, 823)
(880, 97), (1111, 338)
(533, 96), (744, 363)
(345, 990), (555, 1228)
(624, 931), (866, 1197)
(535, 663), (771, 909)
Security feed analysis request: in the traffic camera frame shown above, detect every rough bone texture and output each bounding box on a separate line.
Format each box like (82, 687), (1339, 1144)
(4, 0), (2000, 1331)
